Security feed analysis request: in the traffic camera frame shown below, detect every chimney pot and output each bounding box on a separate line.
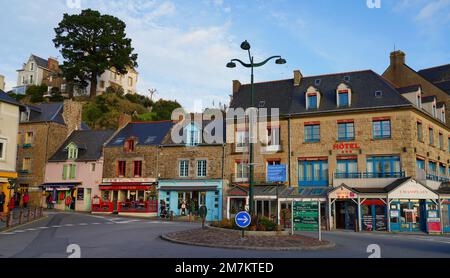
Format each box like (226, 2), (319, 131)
(118, 113), (132, 129)
(390, 50), (406, 67)
(232, 80), (241, 94)
(294, 70), (303, 86)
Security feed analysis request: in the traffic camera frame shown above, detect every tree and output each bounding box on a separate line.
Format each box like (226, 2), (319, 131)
(26, 85), (47, 103)
(151, 99), (182, 121)
(53, 9), (138, 98)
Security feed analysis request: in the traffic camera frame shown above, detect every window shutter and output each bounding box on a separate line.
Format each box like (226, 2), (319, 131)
(62, 165), (67, 180)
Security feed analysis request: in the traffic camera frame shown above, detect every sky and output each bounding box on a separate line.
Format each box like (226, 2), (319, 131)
(0, 0), (449, 110)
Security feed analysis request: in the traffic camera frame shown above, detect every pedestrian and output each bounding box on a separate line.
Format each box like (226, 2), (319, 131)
(0, 191), (5, 213)
(47, 194), (53, 209)
(23, 191), (29, 208)
(8, 196), (15, 211)
(181, 201), (187, 216)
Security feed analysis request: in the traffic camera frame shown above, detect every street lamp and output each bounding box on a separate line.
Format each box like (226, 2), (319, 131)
(227, 40), (286, 215)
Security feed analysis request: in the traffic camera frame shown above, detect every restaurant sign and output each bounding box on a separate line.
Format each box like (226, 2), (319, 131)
(388, 179), (438, 199)
(329, 186), (357, 199)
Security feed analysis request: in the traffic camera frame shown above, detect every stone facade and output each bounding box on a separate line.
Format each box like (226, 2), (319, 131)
(383, 50), (450, 126)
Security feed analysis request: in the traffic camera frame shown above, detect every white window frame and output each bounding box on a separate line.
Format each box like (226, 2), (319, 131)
(197, 160), (207, 177)
(235, 161), (249, 181)
(0, 138), (6, 160)
(179, 160), (189, 177)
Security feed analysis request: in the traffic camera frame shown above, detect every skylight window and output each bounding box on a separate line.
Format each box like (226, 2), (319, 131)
(314, 79), (321, 86)
(114, 137), (125, 145)
(375, 91), (383, 98)
(344, 76), (350, 82)
(145, 136), (157, 144)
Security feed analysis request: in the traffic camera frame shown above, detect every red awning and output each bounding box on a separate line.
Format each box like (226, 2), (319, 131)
(99, 182), (155, 191)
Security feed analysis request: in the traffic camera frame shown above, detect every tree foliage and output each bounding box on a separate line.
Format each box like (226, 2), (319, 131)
(151, 100), (182, 121)
(53, 9), (138, 98)
(26, 85), (48, 103)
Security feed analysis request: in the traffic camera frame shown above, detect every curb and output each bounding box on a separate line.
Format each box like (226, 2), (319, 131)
(160, 232), (336, 251)
(0, 215), (49, 233)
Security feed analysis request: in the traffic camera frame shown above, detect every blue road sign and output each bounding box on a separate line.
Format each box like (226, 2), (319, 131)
(235, 211), (251, 228)
(267, 164), (287, 183)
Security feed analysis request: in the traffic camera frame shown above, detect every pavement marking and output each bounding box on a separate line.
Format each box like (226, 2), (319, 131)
(78, 223), (88, 226)
(92, 223), (101, 225)
(52, 225), (62, 228)
(114, 220), (141, 224)
(26, 228), (37, 231)
(64, 224), (75, 227)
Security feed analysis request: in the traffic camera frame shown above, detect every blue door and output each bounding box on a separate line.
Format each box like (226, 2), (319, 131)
(399, 201), (424, 232)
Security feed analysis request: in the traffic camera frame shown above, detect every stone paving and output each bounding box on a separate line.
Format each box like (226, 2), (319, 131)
(162, 227), (335, 251)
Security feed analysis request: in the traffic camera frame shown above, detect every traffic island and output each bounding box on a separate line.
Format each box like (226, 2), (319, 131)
(161, 227), (335, 251)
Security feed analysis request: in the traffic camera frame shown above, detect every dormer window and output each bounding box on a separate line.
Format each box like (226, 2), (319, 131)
(441, 110), (446, 123)
(336, 83), (351, 108)
(66, 143), (79, 160)
(306, 86), (320, 110)
(185, 123), (201, 146)
(124, 139), (135, 152)
(416, 94), (422, 108)
(432, 104), (437, 117)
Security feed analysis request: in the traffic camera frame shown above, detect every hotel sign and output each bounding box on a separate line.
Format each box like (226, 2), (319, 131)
(332, 143), (360, 154)
(388, 180), (438, 199)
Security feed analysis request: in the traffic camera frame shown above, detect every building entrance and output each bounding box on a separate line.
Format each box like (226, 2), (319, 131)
(335, 200), (357, 230)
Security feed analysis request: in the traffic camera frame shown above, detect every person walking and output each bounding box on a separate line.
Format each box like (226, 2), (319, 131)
(0, 191), (5, 213)
(47, 194), (53, 209)
(181, 201), (187, 216)
(23, 191), (29, 209)
(8, 196), (15, 211)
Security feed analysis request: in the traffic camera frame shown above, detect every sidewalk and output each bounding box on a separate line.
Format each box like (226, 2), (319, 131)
(0, 207), (45, 231)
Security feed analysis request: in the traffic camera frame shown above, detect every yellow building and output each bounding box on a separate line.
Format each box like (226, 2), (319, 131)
(0, 90), (22, 213)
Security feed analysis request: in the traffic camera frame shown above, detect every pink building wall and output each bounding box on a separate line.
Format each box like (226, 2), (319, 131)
(44, 158), (105, 211)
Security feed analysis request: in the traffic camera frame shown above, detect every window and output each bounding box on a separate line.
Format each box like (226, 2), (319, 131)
(30, 63), (34, 71)
(100, 81), (105, 88)
(298, 159), (328, 186)
(197, 160), (207, 177)
(22, 158), (31, 172)
(366, 156), (401, 178)
(338, 122), (355, 141)
(186, 124), (201, 146)
(125, 139), (135, 152)
(69, 164), (76, 179)
(373, 119), (391, 139)
(91, 163), (96, 172)
(0, 140), (5, 160)
(236, 130), (248, 148)
(417, 122), (423, 142)
(429, 128), (434, 146)
(133, 161), (142, 177)
(118, 161), (126, 177)
(338, 91), (349, 107)
(336, 158), (358, 178)
(439, 133), (444, 149)
(62, 164), (68, 180)
(236, 161), (249, 180)
(179, 160), (189, 177)
(439, 164), (446, 177)
(267, 127), (280, 146)
(304, 123), (320, 142)
(128, 77), (133, 87)
(375, 91), (382, 98)
(67, 144), (78, 160)
(416, 159), (425, 171)
(432, 105), (437, 117)
(30, 75), (33, 84)
(428, 161), (437, 174)
(417, 95), (421, 107)
(307, 94), (318, 110)
(314, 79), (321, 86)
(25, 132), (33, 145)
(448, 137), (450, 153)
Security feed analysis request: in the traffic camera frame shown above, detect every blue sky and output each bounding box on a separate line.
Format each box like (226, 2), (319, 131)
(0, 0), (449, 110)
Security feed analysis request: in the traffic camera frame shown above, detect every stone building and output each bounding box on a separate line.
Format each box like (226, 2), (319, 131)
(157, 118), (225, 221)
(226, 68), (450, 234)
(100, 119), (174, 216)
(16, 100), (83, 206)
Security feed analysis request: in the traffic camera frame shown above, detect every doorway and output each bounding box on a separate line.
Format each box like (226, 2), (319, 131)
(335, 200), (357, 230)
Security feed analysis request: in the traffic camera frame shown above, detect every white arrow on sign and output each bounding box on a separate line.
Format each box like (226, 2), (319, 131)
(237, 216), (249, 224)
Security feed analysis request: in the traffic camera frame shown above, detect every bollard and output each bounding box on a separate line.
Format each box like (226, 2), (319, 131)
(27, 208), (31, 222)
(7, 212), (12, 228)
(18, 210), (23, 225)
(170, 211), (174, 221)
(188, 213), (192, 222)
(34, 207), (38, 220)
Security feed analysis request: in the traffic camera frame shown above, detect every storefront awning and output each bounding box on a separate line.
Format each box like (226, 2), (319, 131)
(159, 186), (218, 192)
(99, 182), (155, 191)
(41, 183), (80, 191)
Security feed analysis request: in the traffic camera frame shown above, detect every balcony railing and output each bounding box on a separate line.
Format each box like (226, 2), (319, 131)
(334, 171), (406, 179)
(117, 200), (158, 213)
(426, 174), (450, 183)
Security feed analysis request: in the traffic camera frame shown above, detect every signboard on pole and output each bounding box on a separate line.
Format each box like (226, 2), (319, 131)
(267, 164), (287, 183)
(235, 211), (251, 228)
(293, 201), (319, 232)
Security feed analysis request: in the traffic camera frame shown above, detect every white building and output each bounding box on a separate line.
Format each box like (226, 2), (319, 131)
(80, 67), (139, 96)
(13, 55), (59, 95)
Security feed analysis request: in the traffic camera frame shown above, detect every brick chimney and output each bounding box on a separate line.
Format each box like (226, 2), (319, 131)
(294, 70), (303, 86)
(390, 50), (406, 67)
(62, 100), (82, 136)
(118, 113), (132, 129)
(47, 57), (59, 72)
(232, 80), (241, 94)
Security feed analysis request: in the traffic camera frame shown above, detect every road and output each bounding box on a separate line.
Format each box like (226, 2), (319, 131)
(0, 211), (449, 258)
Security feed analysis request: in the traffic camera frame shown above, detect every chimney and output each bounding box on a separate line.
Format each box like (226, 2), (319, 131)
(390, 50), (406, 67)
(118, 113), (132, 129)
(0, 75), (5, 91)
(62, 100), (82, 136)
(294, 70), (303, 86)
(232, 80), (241, 94)
(47, 57), (59, 72)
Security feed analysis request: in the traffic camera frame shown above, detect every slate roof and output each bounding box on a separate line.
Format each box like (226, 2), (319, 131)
(230, 70), (412, 116)
(383, 177), (412, 192)
(23, 102), (65, 124)
(0, 90), (22, 107)
(49, 130), (114, 162)
(31, 55), (49, 69)
(418, 64), (450, 95)
(106, 121), (175, 147)
(162, 119), (226, 145)
(421, 95), (436, 103)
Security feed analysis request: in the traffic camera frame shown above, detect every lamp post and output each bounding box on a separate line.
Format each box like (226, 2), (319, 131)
(227, 40), (286, 215)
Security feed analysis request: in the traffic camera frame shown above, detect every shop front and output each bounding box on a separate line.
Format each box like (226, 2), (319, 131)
(158, 180), (223, 222)
(41, 183), (80, 211)
(99, 178), (158, 216)
(225, 185), (249, 220)
(0, 172), (17, 213)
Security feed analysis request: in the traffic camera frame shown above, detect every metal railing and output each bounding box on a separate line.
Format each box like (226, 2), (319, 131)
(91, 200), (114, 213)
(426, 174), (450, 182)
(117, 200), (158, 213)
(334, 171), (406, 179)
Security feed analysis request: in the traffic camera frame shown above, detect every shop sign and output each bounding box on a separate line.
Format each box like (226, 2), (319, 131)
(100, 185), (152, 190)
(267, 164), (287, 183)
(293, 201), (319, 232)
(390, 210), (399, 217)
(332, 143), (360, 154)
(427, 218), (441, 233)
(388, 180), (438, 199)
(56, 187), (71, 191)
(329, 186), (357, 199)
(102, 178), (156, 183)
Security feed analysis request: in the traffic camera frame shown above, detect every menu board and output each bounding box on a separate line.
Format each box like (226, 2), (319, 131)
(293, 202), (319, 231)
(362, 215), (373, 231)
(77, 188), (84, 201)
(375, 215), (387, 231)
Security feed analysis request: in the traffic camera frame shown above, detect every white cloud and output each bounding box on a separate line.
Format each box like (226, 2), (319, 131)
(416, 0), (450, 21)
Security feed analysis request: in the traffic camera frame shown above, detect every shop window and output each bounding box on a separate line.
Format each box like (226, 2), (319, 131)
(304, 123), (320, 143)
(336, 159), (358, 178)
(197, 160), (207, 177)
(133, 161), (142, 177)
(366, 156), (401, 178)
(372, 119), (391, 139)
(417, 122), (423, 142)
(439, 164), (446, 177)
(298, 159), (328, 186)
(179, 160), (189, 177)
(428, 161), (437, 175)
(338, 121), (355, 141)
(117, 161), (126, 177)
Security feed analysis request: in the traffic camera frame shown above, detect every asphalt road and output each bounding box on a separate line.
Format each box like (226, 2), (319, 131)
(0, 211), (449, 258)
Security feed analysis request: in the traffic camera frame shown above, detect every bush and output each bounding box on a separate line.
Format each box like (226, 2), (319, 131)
(258, 217), (278, 231)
